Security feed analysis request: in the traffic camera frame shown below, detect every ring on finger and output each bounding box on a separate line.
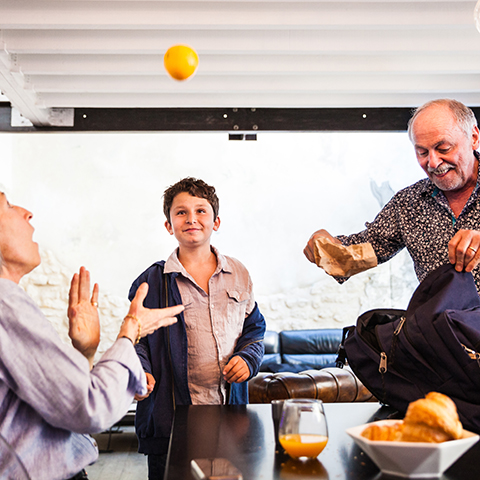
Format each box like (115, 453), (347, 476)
(468, 246), (477, 254)
(91, 301), (98, 307)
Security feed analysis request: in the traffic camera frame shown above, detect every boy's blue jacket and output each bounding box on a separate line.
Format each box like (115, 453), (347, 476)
(129, 261), (266, 455)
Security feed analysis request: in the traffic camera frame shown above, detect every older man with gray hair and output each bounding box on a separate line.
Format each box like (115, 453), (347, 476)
(304, 98), (480, 292)
(0, 192), (183, 479)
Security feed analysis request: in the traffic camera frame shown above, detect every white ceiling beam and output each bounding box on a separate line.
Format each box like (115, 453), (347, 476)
(2, 27), (478, 54)
(34, 91), (480, 109)
(26, 73), (480, 93)
(24, 0), (473, 3)
(0, 1), (475, 29)
(12, 52), (480, 75)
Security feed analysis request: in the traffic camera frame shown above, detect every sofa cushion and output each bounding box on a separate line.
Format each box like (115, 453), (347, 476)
(282, 354), (337, 369)
(279, 329), (342, 368)
(259, 331), (282, 372)
(266, 362), (314, 374)
(260, 353), (282, 371)
(280, 329), (342, 354)
(263, 330), (280, 354)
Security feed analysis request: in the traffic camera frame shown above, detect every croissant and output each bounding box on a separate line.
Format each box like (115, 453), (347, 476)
(401, 392), (463, 443)
(361, 421), (403, 441)
(361, 392), (463, 443)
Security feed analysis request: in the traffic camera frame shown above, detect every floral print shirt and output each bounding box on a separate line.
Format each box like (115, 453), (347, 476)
(337, 165), (480, 292)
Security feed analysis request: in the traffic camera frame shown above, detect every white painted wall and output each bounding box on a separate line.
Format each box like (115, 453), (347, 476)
(0, 131), (423, 358)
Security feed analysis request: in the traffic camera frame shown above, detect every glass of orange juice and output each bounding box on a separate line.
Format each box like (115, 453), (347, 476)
(278, 399), (328, 460)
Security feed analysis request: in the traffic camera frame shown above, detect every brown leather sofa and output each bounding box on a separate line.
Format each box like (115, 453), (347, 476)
(248, 366), (376, 404)
(248, 329), (375, 404)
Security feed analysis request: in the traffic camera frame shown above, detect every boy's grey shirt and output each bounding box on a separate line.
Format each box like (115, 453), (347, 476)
(131, 246), (266, 455)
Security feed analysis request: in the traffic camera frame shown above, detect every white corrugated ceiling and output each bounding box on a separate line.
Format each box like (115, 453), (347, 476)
(1, 0), (480, 126)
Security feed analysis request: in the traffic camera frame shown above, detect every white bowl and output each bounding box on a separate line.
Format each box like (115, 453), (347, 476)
(346, 420), (479, 478)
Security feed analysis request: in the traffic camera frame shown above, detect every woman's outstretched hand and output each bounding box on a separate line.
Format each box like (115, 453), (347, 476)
(118, 282), (183, 344)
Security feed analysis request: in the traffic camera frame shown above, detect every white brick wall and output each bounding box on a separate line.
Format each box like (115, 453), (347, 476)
(20, 249), (129, 361)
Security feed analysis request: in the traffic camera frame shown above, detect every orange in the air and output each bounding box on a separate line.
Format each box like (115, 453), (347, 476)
(164, 45), (199, 81)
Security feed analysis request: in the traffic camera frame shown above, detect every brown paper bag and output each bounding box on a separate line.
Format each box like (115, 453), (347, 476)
(313, 237), (377, 277)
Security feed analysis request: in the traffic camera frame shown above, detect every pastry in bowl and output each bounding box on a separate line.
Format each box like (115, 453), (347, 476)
(346, 393), (479, 478)
(361, 392), (463, 443)
(361, 420), (403, 441)
(401, 392), (463, 443)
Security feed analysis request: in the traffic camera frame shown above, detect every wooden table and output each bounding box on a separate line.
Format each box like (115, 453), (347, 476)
(165, 403), (479, 480)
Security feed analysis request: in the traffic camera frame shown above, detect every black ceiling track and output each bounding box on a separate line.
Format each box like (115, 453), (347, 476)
(2, 104), (480, 133)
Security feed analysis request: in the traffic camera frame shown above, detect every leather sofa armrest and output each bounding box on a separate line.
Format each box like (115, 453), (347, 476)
(248, 367), (376, 404)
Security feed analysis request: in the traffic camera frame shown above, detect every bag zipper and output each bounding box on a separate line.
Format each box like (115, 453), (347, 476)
(394, 316), (406, 336)
(378, 316), (406, 374)
(376, 315), (405, 404)
(379, 352), (387, 373)
(462, 343), (480, 367)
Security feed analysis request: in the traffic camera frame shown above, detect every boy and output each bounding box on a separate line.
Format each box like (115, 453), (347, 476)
(129, 177), (266, 480)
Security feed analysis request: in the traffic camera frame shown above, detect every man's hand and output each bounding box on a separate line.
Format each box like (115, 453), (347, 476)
(449, 229), (480, 273)
(135, 372), (156, 401)
(303, 229), (341, 263)
(68, 267), (100, 369)
(223, 356), (250, 383)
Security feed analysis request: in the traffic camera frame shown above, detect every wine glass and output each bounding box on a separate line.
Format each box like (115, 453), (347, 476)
(278, 399), (328, 460)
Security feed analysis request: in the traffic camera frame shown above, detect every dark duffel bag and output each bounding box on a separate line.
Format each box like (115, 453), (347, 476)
(336, 263), (480, 433)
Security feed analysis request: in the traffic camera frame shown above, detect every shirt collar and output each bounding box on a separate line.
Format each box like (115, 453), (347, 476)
(164, 245), (232, 275)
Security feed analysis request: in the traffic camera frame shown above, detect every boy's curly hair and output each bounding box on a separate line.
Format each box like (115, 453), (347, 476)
(163, 177), (219, 223)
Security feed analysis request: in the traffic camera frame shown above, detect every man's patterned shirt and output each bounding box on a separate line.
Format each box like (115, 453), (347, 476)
(337, 169), (480, 292)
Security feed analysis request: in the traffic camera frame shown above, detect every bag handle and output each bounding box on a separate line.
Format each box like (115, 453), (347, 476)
(336, 326), (355, 368)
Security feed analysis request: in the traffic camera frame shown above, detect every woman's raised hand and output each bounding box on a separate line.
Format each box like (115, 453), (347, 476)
(68, 267), (101, 369)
